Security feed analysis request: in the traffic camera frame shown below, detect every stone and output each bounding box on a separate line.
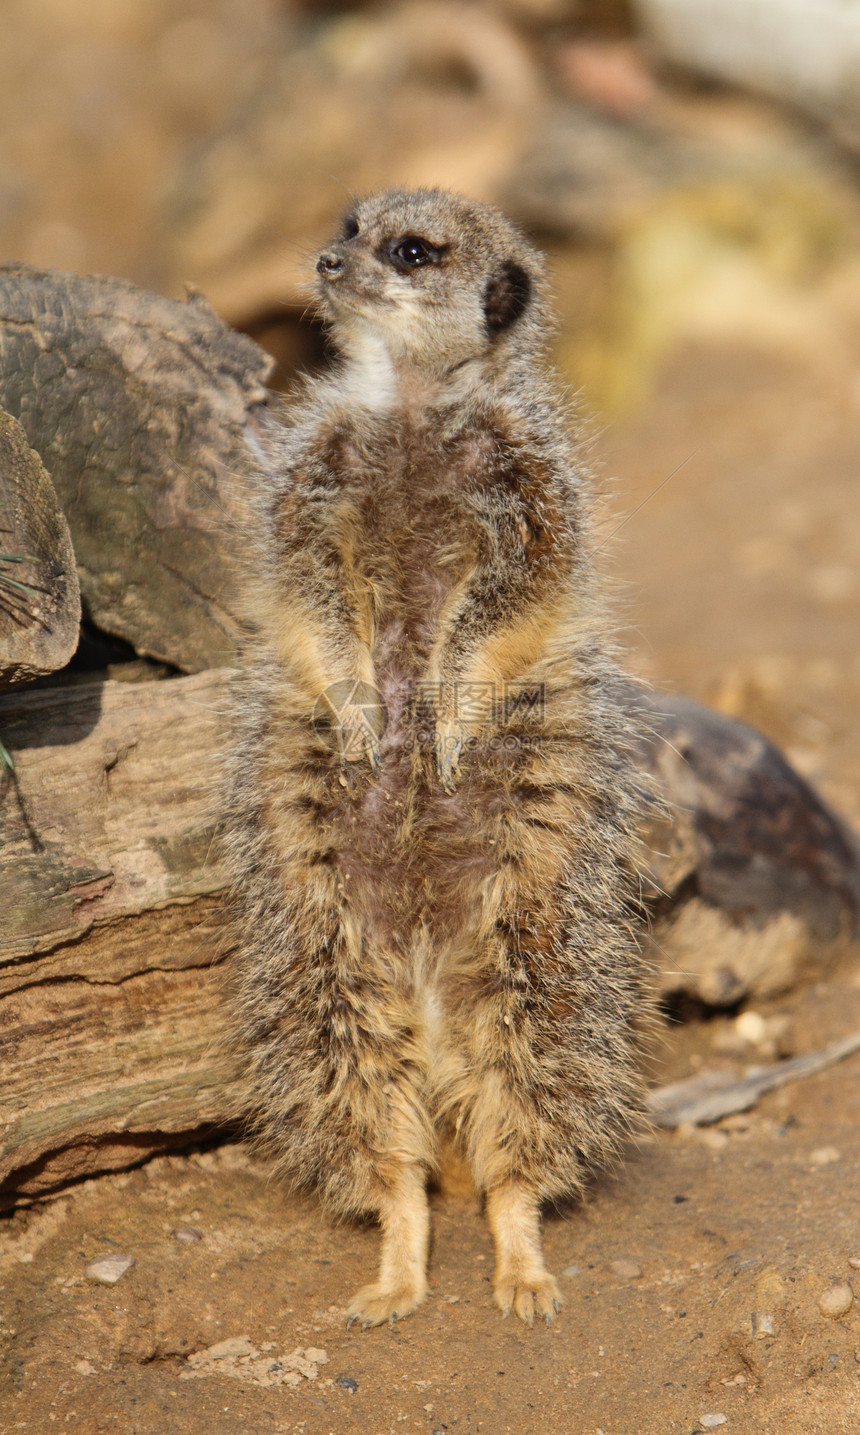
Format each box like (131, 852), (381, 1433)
(84, 1254), (135, 1285)
(610, 1259), (643, 1280)
(818, 1281), (854, 1319)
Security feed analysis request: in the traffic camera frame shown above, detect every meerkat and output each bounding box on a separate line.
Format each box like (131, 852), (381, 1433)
(225, 188), (650, 1329)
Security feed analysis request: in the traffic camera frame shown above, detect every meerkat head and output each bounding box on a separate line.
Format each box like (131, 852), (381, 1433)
(314, 188), (550, 385)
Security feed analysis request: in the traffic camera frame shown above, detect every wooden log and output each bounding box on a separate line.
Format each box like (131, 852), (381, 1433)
(0, 669), (242, 1203)
(0, 266), (273, 673)
(1, 671), (858, 1204)
(0, 410), (81, 687)
(634, 689), (860, 1005)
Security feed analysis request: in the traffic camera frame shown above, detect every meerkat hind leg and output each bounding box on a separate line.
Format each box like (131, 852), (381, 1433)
(486, 1180), (562, 1326)
(346, 1163), (430, 1328)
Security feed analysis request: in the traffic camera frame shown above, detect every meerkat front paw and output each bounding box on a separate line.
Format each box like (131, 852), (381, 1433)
(346, 1276), (427, 1329)
(314, 681), (385, 771)
(493, 1269), (562, 1327)
(334, 699), (383, 772)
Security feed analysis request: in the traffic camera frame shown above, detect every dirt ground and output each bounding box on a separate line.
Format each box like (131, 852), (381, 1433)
(3, 990), (860, 1435)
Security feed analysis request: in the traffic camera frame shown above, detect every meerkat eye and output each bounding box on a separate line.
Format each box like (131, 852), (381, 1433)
(342, 215), (359, 240)
(390, 236), (443, 271)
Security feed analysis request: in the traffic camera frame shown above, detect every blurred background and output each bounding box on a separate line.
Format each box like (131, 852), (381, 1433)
(2, 0), (859, 823)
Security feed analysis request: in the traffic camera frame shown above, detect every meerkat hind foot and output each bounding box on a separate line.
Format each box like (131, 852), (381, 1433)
(486, 1180), (562, 1327)
(493, 1268), (562, 1327)
(346, 1275), (428, 1328)
(347, 1166), (430, 1328)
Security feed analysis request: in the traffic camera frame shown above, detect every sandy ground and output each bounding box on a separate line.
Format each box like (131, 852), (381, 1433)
(4, 971), (860, 1435)
(3, 204), (860, 1433)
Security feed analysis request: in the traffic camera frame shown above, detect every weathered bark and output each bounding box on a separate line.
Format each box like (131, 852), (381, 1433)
(0, 670), (230, 976)
(1, 672), (858, 1204)
(0, 267), (273, 673)
(0, 410), (81, 687)
(635, 689), (860, 1005)
(0, 669), (242, 1203)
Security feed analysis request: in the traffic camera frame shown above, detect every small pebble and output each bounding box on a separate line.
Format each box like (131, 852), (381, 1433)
(84, 1254), (135, 1286)
(172, 1226), (202, 1243)
(735, 1011), (766, 1044)
(809, 1147), (841, 1167)
(610, 1259), (643, 1280)
(562, 1264), (581, 1278)
(206, 1336), (256, 1359)
(697, 1128), (730, 1153)
(848, 1256), (860, 1271)
(819, 1281), (854, 1319)
(700, 1416), (728, 1430)
(750, 1311), (776, 1339)
(336, 1375), (358, 1393)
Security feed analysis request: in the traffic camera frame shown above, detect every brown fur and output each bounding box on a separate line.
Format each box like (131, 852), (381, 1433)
(224, 189), (651, 1328)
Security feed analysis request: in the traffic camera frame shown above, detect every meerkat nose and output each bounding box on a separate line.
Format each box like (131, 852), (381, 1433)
(317, 251), (345, 279)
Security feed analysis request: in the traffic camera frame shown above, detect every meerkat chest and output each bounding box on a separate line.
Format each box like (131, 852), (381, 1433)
(352, 426), (483, 646)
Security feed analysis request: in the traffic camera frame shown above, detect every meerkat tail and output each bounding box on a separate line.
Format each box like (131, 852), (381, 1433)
(485, 1180), (562, 1328)
(346, 1162), (431, 1328)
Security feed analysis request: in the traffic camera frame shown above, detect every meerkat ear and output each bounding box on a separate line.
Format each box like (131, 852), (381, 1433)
(483, 262), (531, 335)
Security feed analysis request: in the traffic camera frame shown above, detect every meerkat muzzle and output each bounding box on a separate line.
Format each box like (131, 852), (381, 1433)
(316, 250), (345, 279)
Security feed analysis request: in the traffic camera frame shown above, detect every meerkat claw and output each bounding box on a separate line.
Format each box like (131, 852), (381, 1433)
(493, 1274), (562, 1327)
(435, 737), (461, 791)
(346, 1278), (427, 1329)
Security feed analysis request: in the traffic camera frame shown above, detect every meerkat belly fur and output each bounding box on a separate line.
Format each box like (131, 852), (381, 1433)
(226, 189), (651, 1329)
